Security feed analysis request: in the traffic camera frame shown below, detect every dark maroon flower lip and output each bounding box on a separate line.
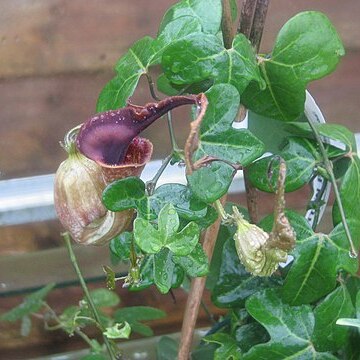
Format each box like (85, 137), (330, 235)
(76, 95), (203, 166)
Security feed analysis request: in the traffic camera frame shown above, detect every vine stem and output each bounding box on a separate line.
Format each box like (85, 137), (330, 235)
(42, 302), (98, 352)
(306, 121), (357, 257)
(146, 153), (173, 195)
(178, 195), (227, 360)
(62, 232), (119, 359)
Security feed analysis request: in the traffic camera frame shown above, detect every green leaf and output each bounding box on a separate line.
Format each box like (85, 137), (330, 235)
(134, 204), (200, 256)
(102, 177), (146, 212)
(203, 333), (242, 360)
(336, 318), (360, 329)
(134, 218), (163, 254)
(151, 16), (202, 65)
(187, 161), (234, 203)
(312, 285), (354, 351)
(248, 137), (317, 192)
(285, 122), (357, 153)
(154, 248), (176, 294)
(272, 12), (344, 82)
(59, 305), (81, 334)
(97, 37), (156, 111)
(162, 33), (263, 95)
(235, 322), (270, 353)
(206, 224), (234, 291)
(172, 243), (209, 277)
(243, 289), (338, 359)
(114, 306), (166, 337)
(88, 288), (120, 308)
(211, 238), (277, 308)
(109, 232), (133, 261)
(103, 321), (131, 339)
(0, 283), (55, 322)
(333, 156), (360, 225)
(243, 11), (344, 121)
(151, 183), (209, 221)
(282, 219), (360, 305)
(156, 336), (178, 360)
(158, 0), (222, 35)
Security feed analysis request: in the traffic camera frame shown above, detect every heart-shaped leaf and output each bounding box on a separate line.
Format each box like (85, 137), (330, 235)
(102, 176), (146, 211)
(281, 219), (360, 305)
(247, 137), (317, 192)
(242, 11), (345, 121)
(162, 33), (264, 95)
(312, 285), (354, 352)
(243, 289), (338, 359)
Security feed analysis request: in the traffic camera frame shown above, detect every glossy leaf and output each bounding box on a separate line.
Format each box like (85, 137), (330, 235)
(153, 248), (176, 294)
(282, 219), (360, 305)
(109, 232), (134, 261)
(102, 177), (145, 212)
(0, 283), (55, 322)
(134, 203), (200, 256)
(187, 161), (235, 203)
(312, 285), (354, 352)
(333, 156), (360, 225)
(114, 306), (166, 337)
(151, 16), (202, 65)
(162, 33), (263, 95)
(206, 224), (235, 291)
(150, 183), (209, 221)
(235, 322), (270, 353)
(97, 37), (156, 111)
(203, 333), (242, 360)
(172, 244), (209, 277)
(243, 11), (344, 121)
(103, 321), (131, 339)
(88, 288), (120, 308)
(187, 84), (264, 203)
(248, 137), (317, 192)
(243, 289), (338, 359)
(159, 0), (222, 35)
(286, 122), (357, 153)
(211, 238), (277, 308)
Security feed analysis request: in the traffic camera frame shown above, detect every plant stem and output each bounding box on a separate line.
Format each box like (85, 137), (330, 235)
(62, 232), (118, 359)
(146, 153), (173, 195)
(166, 111), (179, 150)
(178, 196), (227, 360)
(145, 73), (160, 101)
(42, 302), (99, 352)
(214, 199), (228, 221)
(306, 121), (357, 257)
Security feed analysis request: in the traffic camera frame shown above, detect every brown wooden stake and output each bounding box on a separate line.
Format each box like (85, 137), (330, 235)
(238, 0), (270, 223)
(237, 0), (258, 38)
(178, 196), (227, 360)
